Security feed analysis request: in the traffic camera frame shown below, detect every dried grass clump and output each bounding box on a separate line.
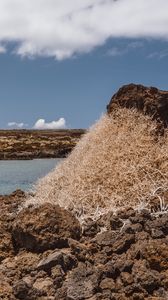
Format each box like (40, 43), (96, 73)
(25, 108), (168, 222)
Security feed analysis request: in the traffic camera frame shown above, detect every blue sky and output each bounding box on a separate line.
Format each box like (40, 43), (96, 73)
(0, 0), (168, 129)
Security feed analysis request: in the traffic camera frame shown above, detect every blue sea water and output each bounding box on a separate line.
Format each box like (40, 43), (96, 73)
(0, 158), (62, 195)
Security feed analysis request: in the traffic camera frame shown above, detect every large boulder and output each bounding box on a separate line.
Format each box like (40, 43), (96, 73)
(12, 204), (81, 253)
(107, 84), (168, 127)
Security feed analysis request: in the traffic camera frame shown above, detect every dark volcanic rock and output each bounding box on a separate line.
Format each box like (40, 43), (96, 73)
(62, 262), (100, 300)
(37, 249), (77, 273)
(139, 240), (168, 272)
(12, 204), (81, 253)
(107, 83), (168, 128)
(0, 191), (168, 299)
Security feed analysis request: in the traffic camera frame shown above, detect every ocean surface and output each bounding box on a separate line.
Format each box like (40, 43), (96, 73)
(0, 158), (62, 195)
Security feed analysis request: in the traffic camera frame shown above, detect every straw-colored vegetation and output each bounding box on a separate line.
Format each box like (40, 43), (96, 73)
(25, 108), (168, 222)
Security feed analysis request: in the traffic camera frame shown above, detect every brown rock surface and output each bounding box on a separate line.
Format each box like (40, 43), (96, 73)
(0, 190), (26, 261)
(12, 204), (81, 252)
(0, 129), (85, 160)
(0, 191), (168, 299)
(107, 84), (168, 129)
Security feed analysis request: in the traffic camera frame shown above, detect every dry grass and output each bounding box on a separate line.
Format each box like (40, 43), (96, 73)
(24, 108), (168, 222)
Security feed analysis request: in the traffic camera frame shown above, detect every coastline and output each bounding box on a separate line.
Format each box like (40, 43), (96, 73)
(0, 129), (85, 160)
(0, 84), (168, 299)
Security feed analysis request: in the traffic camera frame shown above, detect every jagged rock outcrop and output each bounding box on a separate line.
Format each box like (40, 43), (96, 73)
(107, 84), (168, 129)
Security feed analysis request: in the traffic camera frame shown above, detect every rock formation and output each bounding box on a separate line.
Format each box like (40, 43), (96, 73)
(107, 83), (168, 130)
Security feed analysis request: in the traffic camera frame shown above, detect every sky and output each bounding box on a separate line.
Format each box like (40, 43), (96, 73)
(0, 0), (168, 129)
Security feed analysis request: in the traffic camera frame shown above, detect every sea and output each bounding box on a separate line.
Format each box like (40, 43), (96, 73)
(0, 158), (62, 195)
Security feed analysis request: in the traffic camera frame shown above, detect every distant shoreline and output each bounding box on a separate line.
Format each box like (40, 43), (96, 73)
(0, 129), (85, 160)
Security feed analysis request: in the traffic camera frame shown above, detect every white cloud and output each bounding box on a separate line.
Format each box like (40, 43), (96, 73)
(127, 41), (144, 49)
(107, 41), (144, 57)
(0, 0), (168, 60)
(148, 49), (168, 59)
(0, 44), (6, 53)
(33, 118), (66, 129)
(107, 47), (125, 57)
(8, 122), (27, 128)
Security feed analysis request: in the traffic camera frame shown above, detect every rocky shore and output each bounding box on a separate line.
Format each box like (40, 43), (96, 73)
(1, 83), (168, 299)
(0, 129), (85, 160)
(0, 190), (168, 300)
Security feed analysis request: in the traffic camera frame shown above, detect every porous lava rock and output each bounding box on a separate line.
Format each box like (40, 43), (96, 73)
(12, 203), (81, 253)
(0, 190), (168, 299)
(107, 84), (168, 128)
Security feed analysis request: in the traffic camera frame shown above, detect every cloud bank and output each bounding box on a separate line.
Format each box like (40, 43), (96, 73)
(8, 122), (27, 129)
(0, 0), (168, 59)
(33, 118), (66, 130)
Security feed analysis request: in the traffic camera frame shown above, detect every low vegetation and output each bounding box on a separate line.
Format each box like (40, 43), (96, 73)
(25, 108), (168, 222)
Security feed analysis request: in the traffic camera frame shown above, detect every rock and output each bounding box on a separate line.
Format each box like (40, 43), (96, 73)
(161, 270), (168, 289)
(150, 229), (165, 239)
(99, 278), (116, 291)
(51, 264), (65, 289)
(112, 233), (135, 254)
(12, 203), (81, 252)
(68, 238), (92, 263)
(0, 276), (13, 300)
(110, 216), (123, 231)
(123, 283), (148, 298)
(83, 219), (100, 237)
(0, 231), (13, 262)
(13, 280), (31, 299)
(133, 294), (147, 300)
(94, 230), (118, 247)
(140, 240), (168, 271)
(129, 215), (146, 226)
(144, 215), (168, 236)
(0, 251), (39, 290)
(0, 190), (26, 261)
(153, 287), (168, 298)
(33, 277), (54, 294)
(103, 261), (120, 279)
(120, 272), (134, 286)
(113, 254), (133, 274)
(51, 264), (64, 279)
(132, 260), (161, 293)
(37, 251), (64, 272)
(64, 263), (99, 300)
(135, 231), (150, 242)
(107, 83), (168, 129)
(122, 223), (143, 234)
(116, 207), (136, 219)
(37, 249), (77, 272)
